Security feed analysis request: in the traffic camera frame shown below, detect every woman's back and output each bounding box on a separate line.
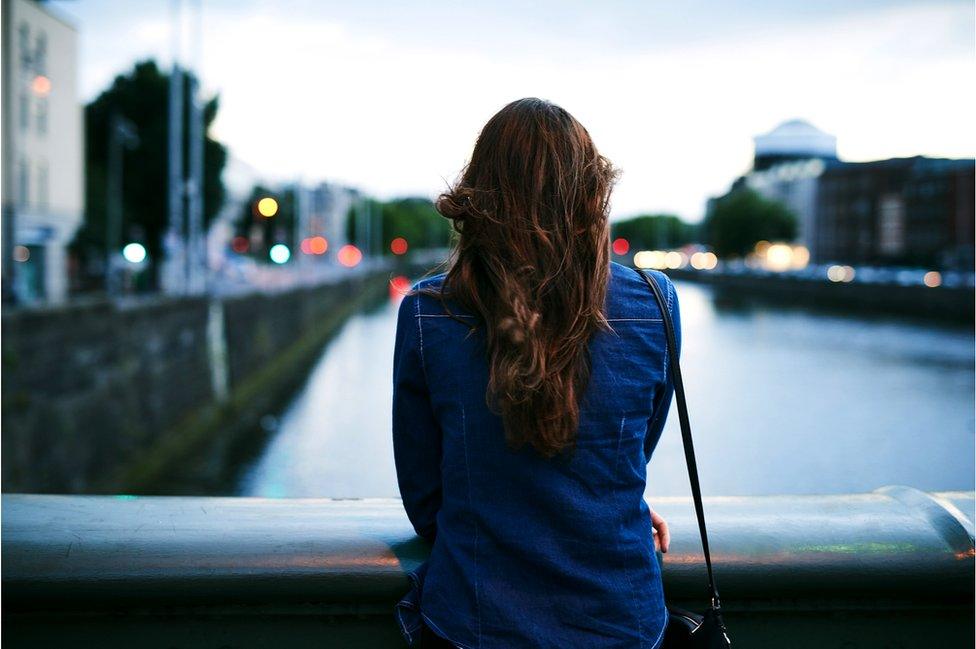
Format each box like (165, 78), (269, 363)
(393, 261), (680, 648)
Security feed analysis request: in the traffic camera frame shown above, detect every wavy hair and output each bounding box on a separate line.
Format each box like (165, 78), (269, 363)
(419, 98), (618, 457)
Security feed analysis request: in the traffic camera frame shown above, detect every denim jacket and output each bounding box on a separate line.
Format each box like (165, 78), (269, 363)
(392, 262), (680, 649)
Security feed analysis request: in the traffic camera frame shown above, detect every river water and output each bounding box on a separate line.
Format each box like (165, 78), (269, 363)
(236, 280), (974, 499)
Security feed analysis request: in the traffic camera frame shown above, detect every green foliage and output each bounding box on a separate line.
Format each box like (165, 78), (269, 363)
(703, 188), (797, 257)
(72, 60), (227, 287)
(610, 214), (698, 250)
(346, 197), (452, 254)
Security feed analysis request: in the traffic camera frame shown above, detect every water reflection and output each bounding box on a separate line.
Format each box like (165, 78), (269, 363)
(237, 281), (975, 499)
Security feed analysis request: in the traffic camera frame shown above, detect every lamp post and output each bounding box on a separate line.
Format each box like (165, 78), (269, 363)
(105, 113), (139, 296)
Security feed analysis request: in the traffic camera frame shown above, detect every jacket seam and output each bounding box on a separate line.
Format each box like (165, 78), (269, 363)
(414, 295), (430, 384)
(650, 611), (669, 649)
(607, 317), (663, 322)
(460, 404), (481, 646)
(614, 415), (645, 645)
(395, 604), (417, 646)
(421, 611), (474, 649)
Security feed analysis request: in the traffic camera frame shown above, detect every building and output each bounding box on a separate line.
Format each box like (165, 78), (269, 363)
(303, 182), (357, 263)
(709, 119), (975, 269)
(745, 120), (839, 260)
(753, 119), (838, 171)
(815, 157), (974, 269)
(2, 0), (83, 304)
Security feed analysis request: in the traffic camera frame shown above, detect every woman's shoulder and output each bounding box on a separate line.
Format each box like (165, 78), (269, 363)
(400, 264), (675, 320)
(606, 261), (675, 321)
(403, 272), (477, 321)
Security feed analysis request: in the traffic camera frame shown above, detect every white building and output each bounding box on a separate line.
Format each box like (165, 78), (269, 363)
(746, 158), (828, 260)
(305, 182), (357, 263)
(2, 0), (83, 304)
(746, 120), (838, 260)
(753, 119), (837, 171)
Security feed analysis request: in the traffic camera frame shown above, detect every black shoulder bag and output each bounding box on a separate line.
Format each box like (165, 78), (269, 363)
(637, 269), (732, 649)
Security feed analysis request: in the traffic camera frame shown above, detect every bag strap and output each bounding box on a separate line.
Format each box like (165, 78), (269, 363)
(636, 269), (722, 610)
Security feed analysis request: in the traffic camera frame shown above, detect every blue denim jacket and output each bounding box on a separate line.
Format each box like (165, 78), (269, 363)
(392, 261), (680, 649)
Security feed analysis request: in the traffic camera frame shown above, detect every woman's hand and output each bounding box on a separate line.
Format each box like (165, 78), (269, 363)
(650, 508), (670, 553)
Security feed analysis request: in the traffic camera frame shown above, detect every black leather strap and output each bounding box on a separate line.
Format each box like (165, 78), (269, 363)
(637, 269), (722, 610)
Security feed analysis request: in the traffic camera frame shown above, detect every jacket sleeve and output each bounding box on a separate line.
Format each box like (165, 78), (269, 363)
(392, 291), (442, 542)
(644, 274), (681, 463)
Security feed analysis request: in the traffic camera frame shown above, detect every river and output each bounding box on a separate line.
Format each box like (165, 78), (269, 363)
(236, 280), (975, 500)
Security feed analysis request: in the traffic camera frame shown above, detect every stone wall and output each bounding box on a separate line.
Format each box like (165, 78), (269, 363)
(1, 272), (390, 494)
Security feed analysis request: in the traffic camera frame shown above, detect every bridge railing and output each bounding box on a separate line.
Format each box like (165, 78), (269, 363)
(2, 486), (973, 648)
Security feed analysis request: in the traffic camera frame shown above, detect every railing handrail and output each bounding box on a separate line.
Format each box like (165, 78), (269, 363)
(3, 485), (973, 613)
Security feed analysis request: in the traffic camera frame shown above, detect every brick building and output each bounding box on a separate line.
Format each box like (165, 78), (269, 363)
(815, 157), (974, 269)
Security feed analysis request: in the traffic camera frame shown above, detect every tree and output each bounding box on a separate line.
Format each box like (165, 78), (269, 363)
(703, 188), (797, 258)
(72, 60), (227, 289)
(611, 214), (698, 250)
(346, 197), (452, 255)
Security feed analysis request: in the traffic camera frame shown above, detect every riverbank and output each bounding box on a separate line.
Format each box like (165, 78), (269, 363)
(1, 271), (393, 495)
(663, 267), (974, 323)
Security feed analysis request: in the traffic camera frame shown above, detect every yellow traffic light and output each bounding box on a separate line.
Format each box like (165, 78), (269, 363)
(257, 197), (278, 218)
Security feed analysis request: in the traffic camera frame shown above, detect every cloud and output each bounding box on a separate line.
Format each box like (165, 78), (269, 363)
(58, 0), (975, 220)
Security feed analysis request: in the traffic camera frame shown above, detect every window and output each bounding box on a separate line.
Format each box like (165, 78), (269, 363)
(37, 161), (49, 210)
(878, 194), (905, 256)
(19, 93), (30, 132)
(19, 23), (31, 71)
(18, 158), (30, 208)
(36, 98), (48, 135)
(35, 33), (47, 76)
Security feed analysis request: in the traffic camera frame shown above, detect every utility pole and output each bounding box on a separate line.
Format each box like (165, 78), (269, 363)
(165, 0), (206, 295)
(1, 0), (17, 303)
(165, 0), (185, 295)
(186, 0), (205, 295)
(364, 197), (372, 260)
(296, 183), (309, 268)
(186, 71), (204, 294)
(372, 199), (382, 259)
(105, 113), (139, 296)
(356, 194), (366, 258)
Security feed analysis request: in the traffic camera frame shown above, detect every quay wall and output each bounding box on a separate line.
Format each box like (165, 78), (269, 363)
(1, 272), (392, 494)
(664, 268), (974, 322)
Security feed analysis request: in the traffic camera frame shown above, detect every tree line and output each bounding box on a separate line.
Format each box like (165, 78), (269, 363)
(612, 189), (797, 258)
(72, 58), (798, 289)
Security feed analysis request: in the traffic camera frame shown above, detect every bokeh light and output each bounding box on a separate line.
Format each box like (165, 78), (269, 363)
(122, 242), (147, 264)
(32, 75), (51, 97)
(923, 271), (942, 288)
(390, 275), (412, 297)
(664, 251), (686, 269)
(690, 251), (718, 270)
(765, 244), (794, 271)
(13, 245), (30, 262)
(827, 265), (856, 283)
(337, 244), (363, 267)
(612, 238), (630, 256)
(390, 237), (408, 255)
(257, 197), (279, 218)
(231, 236), (249, 254)
(634, 250), (668, 270)
(269, 243), (291, 264)
(310, 236), (328, 255)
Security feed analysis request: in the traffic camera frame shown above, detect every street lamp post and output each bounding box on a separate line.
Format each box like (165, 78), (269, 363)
(105, 113), (139, 296)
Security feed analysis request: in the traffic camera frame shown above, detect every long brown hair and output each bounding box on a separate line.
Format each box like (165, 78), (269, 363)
(422, 98), (618, 457)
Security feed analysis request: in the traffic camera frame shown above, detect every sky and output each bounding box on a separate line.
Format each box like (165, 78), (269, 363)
(50, 0), (975, 222)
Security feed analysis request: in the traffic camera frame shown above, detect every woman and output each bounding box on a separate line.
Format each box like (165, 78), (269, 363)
(392, 98), (679, 648)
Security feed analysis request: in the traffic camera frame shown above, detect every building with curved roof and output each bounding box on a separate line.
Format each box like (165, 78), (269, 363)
(753, 119), (838, 171)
